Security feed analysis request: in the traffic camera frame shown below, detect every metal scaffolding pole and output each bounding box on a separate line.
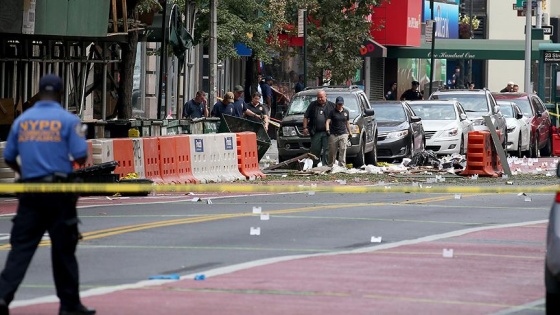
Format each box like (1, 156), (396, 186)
(209, 0), (217, 106)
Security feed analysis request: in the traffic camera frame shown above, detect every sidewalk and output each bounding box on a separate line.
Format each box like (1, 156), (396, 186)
(11, 221), (547, 315)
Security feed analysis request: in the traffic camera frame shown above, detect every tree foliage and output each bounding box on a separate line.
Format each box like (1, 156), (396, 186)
(192, 0), (380, 84)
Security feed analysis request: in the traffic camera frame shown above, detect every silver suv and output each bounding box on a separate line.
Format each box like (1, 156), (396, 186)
(429, 89), (507, 148)
(277, 86), (377, 167)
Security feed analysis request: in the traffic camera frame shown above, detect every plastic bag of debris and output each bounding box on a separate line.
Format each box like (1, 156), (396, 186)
(439, 153), (466, 171)
(407, 150), (440, 168)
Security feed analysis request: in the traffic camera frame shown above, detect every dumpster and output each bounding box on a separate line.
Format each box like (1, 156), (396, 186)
(140, 120), (152, 137)
(73, 161), (119, 183)
(104, 120), (142, 138)
(188, 117), (220, 134)
(218, 114), (271, 161)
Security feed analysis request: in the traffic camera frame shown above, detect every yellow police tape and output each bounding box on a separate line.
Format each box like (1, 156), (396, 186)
(0, 183), (557, 194)
(549, 111), (560, 118)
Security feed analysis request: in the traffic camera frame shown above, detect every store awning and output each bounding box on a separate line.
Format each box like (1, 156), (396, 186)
(359, 39), (387, 58)
(387, 38), (552, 60)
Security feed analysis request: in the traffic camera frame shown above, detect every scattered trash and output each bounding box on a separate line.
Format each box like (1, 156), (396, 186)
(250, 227), (261, 235)
(370, 236), (382, 243)
(524, 196), (532, 202)
(308, 191), (315, 195)
(194, 274), (206, 281)
(443, 249), (454, 258)
(191, 197), (201, 202)
(260, 213), (270, 220)
(454, 194), (461, 200)
(252, 206), (262, 214)
(206, 199), (213, 204)
(149, 274), (180, 280)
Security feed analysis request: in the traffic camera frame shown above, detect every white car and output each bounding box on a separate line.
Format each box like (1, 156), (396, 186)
(497, 101), (531, 157)
(408, 100), (474, 155)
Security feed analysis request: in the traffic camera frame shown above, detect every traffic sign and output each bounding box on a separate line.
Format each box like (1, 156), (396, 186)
(516, 0), (536, 8)
(542, 25), (554, 35)
(544, 51), (560, 63)
(425, 20), (434, 44)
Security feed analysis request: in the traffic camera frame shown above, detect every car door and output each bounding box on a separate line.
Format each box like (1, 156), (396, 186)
(488, 94), (506, 141)
(532, 96), (551, 144)
(405, 104), (423, 151)
(359, 94), (375, 145)
(456, 102), (473, 143)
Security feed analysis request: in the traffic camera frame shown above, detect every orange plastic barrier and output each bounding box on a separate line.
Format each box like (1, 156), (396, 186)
(158, 136), (181, 184)
(174, 135), (197, 183)
(236, 132), (265, 179)
(552, 126), (560, 157)
(74, 140), (94, 170)
(112, 138), (135, 178)
(142, 137), (163, 183)
(461, 130), (498, 177)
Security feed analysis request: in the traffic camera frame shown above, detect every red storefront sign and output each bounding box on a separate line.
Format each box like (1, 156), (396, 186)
(369, 0), (422, 47)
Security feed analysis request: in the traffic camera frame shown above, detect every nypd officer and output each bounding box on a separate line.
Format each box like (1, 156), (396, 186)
(0, 74), (95, 315)
(325, 96), (352, 167)
(302, 89), (335, 167)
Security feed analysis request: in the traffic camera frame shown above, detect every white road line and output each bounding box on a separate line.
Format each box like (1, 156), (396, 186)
(10, 219), (548, 308)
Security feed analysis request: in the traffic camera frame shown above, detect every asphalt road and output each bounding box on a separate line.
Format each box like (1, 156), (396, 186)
(0, 188), (552, 314)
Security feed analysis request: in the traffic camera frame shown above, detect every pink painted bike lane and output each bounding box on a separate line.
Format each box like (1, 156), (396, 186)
(11, 222), (547, 315)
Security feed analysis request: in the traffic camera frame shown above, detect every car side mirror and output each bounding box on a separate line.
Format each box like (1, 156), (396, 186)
(411, 116), (422, 123)
(516, 112), (523, 120)
(459, 113), (468, 120)
(537, 111), (543, 117)
(494, 105), (501, 113)
(364, 108), (375, 116)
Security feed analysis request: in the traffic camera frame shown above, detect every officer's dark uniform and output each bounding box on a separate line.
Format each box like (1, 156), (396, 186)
(183, 98), (205, 119)
(210, 93), (236, 118)
(245, 102), (268, 124)
(326, 97), (351, 167)
(0, 75), (94, 315)
(304, 99), (335, 166)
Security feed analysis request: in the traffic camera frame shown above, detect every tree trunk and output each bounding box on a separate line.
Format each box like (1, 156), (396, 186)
(117, 30), (139, 119)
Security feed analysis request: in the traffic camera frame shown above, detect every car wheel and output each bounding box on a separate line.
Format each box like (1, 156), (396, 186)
(364, 134), (378, 166)
(541, 134), (552, 157)
(526, 133), (539, 158)
(353, 140), (366, 168)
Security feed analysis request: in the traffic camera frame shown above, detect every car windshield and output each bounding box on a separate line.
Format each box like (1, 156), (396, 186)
(374, 105), (406, 122)
(286, 94), (360, 119)
(409, 103), (457, 120)
(507, 99), (533, 117)
(431, 94), (489, 113)
(499, 105), (514, 118)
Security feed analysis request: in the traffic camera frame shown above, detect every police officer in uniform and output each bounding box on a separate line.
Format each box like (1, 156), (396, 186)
(0, 74), (95, 315)
(182, 90), (208, 119)
(245, 92), (270, 131)
(302, 89), (335, 167)
(400, 81), (424, 101)
(325, 96), (352, 167)
(210, 92), (236, 118)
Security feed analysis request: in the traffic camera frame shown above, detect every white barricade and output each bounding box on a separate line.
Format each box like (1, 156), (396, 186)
(131, 138), (146, 178)
(216, 133), (245, 182)
(189, 134), (220, 183)
(91, 139), (114, 164)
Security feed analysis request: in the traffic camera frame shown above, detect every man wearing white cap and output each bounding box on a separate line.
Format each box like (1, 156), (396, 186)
(500, 82), (515, 92)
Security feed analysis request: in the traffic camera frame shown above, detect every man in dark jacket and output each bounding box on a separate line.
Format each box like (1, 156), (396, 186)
(400, 81), (424, 101)
(302, 89), (335, 167)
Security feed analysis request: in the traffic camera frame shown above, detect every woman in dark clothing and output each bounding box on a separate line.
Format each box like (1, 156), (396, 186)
(385, 82), (397, 100)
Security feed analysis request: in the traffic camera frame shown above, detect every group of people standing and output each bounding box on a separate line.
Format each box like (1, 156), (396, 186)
(182, 77), (273, 131)
(302, 90), (352, 168)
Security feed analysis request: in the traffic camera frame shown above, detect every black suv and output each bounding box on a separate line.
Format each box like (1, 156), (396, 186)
(277, 86), (377, 167)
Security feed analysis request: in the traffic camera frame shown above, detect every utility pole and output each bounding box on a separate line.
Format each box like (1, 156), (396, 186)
(303, 9), (308, 88)
(536, 0), (543, 28)
(468, 0), (473, 84)
(524, 0), (532, 93)
(209, 0), (218, 107)
(428, 0), (436, 96)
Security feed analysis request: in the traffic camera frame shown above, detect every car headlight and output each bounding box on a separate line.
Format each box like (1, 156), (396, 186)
(439, 128), (459, 137)
(349, 124), (360, 135)
(386, 129), (409, 139)
(282, 126), (297, 136)
(506, 125), (516, 133)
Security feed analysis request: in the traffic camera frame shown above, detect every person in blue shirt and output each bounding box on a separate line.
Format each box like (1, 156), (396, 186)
(232, 85), (263, 121)
(210, 92), (236, 118)
(0, 74), (95, 315)
(260, 76), (273, 111)
(182, 90), (208, 119)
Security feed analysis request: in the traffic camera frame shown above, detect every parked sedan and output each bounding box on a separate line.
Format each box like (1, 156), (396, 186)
(493, 92), (552, 157)
(371, 101), (425, 161)
(546, 164), (560, 314)
(497, 101), (531, 157)
(408, 100), (473, 155)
